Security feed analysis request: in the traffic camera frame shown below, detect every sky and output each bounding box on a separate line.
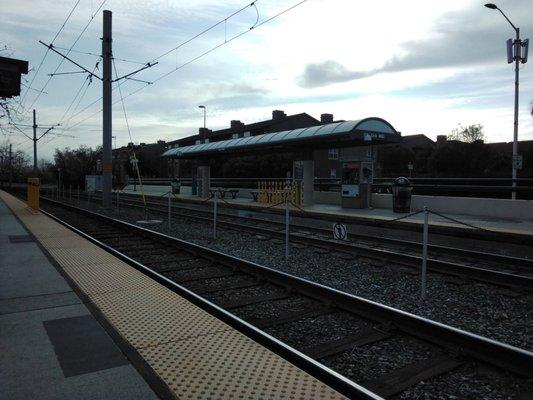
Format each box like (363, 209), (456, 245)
(2, 0), (533, 161)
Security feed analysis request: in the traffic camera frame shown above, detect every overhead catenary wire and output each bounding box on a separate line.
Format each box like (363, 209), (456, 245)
(58, 0), (309, 133)
(24, 0), (108, 113)
(17, 0), (82, 112)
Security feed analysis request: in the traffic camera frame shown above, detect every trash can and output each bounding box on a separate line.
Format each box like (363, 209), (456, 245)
(171, 178), (180, 194)
(392, 177), (412, 213)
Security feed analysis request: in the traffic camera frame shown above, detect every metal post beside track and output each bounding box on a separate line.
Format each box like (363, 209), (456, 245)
(69, 185), (72, 202)
(285, 197), (290, 259)
(117, 190), (120, 214)
(77, 185), (80, 204)
(168, 185), (172, 233)
(421, 206), (429, 299)
(213, 191), (217, 239)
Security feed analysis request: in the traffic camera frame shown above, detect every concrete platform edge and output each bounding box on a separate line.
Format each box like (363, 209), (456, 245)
(1, 194), (176, 400)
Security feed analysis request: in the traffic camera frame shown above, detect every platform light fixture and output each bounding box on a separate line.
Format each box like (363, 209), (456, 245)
(484, 3), (529, 200)
(198, 105), (206, 129)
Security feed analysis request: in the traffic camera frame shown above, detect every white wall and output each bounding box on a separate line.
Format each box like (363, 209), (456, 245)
(372, 193), (533, 221)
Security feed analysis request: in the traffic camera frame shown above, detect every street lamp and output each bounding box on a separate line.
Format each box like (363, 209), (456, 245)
(484, 3), (529, 199)
(198, 105), (206, 128)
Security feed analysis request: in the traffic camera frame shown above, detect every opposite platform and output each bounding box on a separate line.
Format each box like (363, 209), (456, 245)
(0, 191), (349, 400)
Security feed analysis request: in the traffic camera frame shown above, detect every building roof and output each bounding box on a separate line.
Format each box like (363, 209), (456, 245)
(163, 117), (400, 159)
(167, 112), (320, 147)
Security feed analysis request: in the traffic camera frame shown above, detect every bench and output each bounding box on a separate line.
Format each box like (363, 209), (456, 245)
(227, 189), (239, 199)
(250, 190), (259, 202)
(208, 188), (239, 199)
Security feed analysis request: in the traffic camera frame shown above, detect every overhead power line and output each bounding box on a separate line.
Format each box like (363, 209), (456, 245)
(61, 0), (308, 133)
(24, 0), (108, 113)
(17, 0), (82, 112)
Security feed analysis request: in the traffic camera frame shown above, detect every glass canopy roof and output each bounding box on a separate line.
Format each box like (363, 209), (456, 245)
(163, 117), (398, 159)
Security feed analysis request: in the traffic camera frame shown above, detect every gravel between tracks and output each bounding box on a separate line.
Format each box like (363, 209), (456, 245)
(48, 201), (533, 399)
(79, 202), (532, 352)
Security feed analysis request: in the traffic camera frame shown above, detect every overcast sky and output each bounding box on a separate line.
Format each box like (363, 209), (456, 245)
(2, 0), (532, 160)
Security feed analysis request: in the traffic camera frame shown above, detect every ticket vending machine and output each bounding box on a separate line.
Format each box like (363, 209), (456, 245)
(341, 161), (372, 208)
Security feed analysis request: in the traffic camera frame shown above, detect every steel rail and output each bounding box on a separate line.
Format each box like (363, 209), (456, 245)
(70, 192), (533, 271)
(63, 194), (533, 289)
(39, 205), (379, 400)
(41, 198), (533, 378)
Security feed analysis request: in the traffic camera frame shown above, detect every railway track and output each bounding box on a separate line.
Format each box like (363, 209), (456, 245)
(40, 198), (533, 399)
(64, 192), (533, 291)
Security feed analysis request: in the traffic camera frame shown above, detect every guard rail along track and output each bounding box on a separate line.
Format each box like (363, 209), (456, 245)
(40, 198), (533, 399)
(68, 192), (533, 291)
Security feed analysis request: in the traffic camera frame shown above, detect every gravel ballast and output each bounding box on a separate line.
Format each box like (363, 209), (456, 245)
(78, 201), (532, 352)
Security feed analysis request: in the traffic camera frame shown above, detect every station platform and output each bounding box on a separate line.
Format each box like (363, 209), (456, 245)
(0, 191), (348, 400)
(117, 188), (533, 238)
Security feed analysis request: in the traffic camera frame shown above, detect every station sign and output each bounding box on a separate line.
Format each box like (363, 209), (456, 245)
(364, 132), (385, 141)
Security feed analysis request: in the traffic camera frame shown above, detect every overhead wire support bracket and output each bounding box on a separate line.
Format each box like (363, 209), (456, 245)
(125, 77), (153, 84)
(38, 40), (102, 80)
(48, 71), (88, 77)
(37, 124), (61, 140)
(112, 61), (158, 82)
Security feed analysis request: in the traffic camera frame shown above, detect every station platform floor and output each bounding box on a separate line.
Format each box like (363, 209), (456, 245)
(118, 188), (533, 238)
(0, 191), (349, 400)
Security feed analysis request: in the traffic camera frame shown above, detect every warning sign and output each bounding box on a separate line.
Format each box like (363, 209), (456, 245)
(332, 223), (348, 240)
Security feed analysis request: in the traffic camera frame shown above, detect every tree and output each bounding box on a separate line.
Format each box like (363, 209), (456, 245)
(52, 145), (101, 187)
(0, 140), (31, 183)
(448, 124), (485, 143)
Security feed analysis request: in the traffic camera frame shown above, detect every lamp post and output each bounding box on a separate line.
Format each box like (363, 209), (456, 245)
(198, 105), (206, 128)
(485, 3), (529, 199)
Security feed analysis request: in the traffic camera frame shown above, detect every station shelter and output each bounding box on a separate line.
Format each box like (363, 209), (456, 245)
(162, 118), (400, 209)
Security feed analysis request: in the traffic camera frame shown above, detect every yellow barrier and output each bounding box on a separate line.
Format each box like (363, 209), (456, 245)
(257, 180), (303, 206)
(27, 178), (40, 210)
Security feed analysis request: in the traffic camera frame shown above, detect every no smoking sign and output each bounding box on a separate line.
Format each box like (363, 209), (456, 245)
(332, 223), (348, 241)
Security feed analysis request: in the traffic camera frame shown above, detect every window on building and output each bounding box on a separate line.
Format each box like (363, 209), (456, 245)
(195, 139), (201, 145)
(204, 138), (209, 144)
(231, 133), (238, 139)
(328, 148), (339, 160)
(243, 131), (251, 137)
(330, 169), (337, 178)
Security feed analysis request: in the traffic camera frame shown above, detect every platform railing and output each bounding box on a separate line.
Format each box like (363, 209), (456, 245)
(125, 177), (533, 199)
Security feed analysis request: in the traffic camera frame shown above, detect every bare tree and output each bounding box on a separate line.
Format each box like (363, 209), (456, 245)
(448, 124), (485, 143)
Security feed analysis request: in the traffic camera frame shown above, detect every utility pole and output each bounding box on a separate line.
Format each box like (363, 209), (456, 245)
(28, 109), (58, 177)
(485, 3), (529, 199)
(33, 109), (37, 176)
(9, 144), (12, 187)
(39, 10), (156, 207)
(102, 9), (113, 208)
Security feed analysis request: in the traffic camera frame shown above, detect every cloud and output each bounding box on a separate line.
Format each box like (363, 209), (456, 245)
(298, 2), (533, 88)
(297, 60), (370, 88)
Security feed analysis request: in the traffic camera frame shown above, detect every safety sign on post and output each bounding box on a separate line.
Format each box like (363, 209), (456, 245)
(332, 223), (348, 241)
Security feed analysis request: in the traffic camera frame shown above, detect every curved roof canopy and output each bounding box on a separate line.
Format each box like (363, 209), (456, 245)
(163, 117), (400, 159)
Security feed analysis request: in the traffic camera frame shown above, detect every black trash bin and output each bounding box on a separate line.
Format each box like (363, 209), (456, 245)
(171, 178), (180, 194)
(392, 177), (412, 213)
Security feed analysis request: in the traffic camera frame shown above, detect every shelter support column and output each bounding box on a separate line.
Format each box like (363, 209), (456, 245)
(197, 164), (211, 198)
(293, 159), (314, 206)
(302, 160), (314, 206)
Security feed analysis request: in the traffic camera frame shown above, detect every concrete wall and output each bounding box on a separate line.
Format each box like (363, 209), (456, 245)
(313, 191), (341, 206)
(372, 193), (533, 221)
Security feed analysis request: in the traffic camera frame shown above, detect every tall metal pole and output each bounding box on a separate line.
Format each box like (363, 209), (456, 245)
(421, 206), (429, 300)
(512, 27), (520, 200)
(9, 144), (12, 187)
(102, 10), (113, 208)
(33, 109), (38, 177)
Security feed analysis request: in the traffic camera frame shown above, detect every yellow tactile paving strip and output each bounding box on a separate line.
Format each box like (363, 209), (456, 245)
(0, 191), (348, 400)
